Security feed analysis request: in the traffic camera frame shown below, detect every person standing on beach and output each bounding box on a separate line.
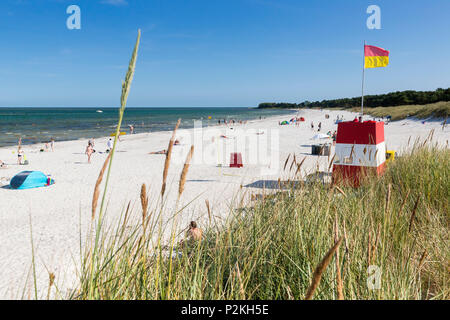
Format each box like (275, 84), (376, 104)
(88, 138), (97, 153)
(50, 138), (55, 152)
(85, 143), (94, 163)
(311, 121), (314, 131)
(318, 122), (322, 132)
(106, 138), (113, 153)
(17, 147), (24, 165)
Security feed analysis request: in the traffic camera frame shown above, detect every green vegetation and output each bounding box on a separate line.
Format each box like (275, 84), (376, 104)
(258, 88), (450, 116)
(69, 139), (449, 300)
(352, 101), (450, 121)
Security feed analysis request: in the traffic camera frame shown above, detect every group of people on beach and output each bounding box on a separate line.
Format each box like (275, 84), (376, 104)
(0, 137), (40, 168)
(84, 124), (138, 163)
(310, 121), (322, 131)
(41, 138), (55, 153)
(217, 119), (248, 126)
(84, 137), (119, 163)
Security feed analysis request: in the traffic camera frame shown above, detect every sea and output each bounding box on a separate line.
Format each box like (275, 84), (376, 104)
(0, 107), (295, 147)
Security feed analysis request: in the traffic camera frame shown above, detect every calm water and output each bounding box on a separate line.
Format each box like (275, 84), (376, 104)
(0, 107), (295, 147)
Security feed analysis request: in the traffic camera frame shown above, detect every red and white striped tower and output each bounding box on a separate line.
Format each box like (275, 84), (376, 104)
(332, 119), (386, 187)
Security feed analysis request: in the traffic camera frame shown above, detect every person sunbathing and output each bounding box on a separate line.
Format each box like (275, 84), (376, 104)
(187, 221), (203, 241)
(0, 160), (6, 168)
(177, 221), (203, 250)
(148, 149), (167, 155)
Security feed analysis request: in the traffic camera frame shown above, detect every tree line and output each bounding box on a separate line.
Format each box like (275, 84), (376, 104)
(258, 88), (450, 109)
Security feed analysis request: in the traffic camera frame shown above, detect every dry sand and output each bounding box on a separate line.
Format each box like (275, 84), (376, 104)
(0, 109), (448, 299)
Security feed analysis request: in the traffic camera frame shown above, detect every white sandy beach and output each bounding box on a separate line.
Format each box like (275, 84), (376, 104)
(0, 109), (448, 299)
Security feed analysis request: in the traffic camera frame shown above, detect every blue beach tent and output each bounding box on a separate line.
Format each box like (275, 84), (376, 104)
(10, 171), (54, 190)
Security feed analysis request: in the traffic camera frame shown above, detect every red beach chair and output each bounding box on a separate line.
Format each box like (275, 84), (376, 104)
(230, 152), (243, 168)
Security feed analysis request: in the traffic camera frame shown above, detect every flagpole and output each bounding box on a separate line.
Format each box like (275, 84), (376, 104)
(361, 40), (366, 117)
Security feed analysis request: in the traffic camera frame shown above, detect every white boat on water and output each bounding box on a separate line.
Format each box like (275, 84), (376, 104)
(96, 110), (103, 113)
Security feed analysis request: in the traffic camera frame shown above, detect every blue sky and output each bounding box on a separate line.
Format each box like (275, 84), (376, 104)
(1, 0), (449, 107)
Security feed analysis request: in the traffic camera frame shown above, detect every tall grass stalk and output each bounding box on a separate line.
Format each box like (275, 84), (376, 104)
(29, 214), (38, 300)
(166, 145), (195, 298)
(161, 119), (181, 197)
(86, 29), (140, 299)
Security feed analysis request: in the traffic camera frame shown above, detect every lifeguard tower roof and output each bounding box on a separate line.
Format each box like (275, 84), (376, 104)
(336, 120), (384, 145)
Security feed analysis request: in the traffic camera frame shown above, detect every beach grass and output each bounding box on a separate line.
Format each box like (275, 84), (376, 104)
(350, 101), (450, 121)
(69, 137), (449, 300)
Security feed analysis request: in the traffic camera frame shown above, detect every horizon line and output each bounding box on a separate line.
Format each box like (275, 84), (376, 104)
(0, 105), (256, 109)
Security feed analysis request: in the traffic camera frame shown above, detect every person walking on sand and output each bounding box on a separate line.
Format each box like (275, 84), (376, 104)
(50, 138), (55, 152)
(311, 121), (314, 131)
(85, 143), (94, 163)
(318, 122), (322, 132)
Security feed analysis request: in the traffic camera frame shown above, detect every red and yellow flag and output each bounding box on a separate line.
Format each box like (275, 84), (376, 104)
(364, 45), (389, 68)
